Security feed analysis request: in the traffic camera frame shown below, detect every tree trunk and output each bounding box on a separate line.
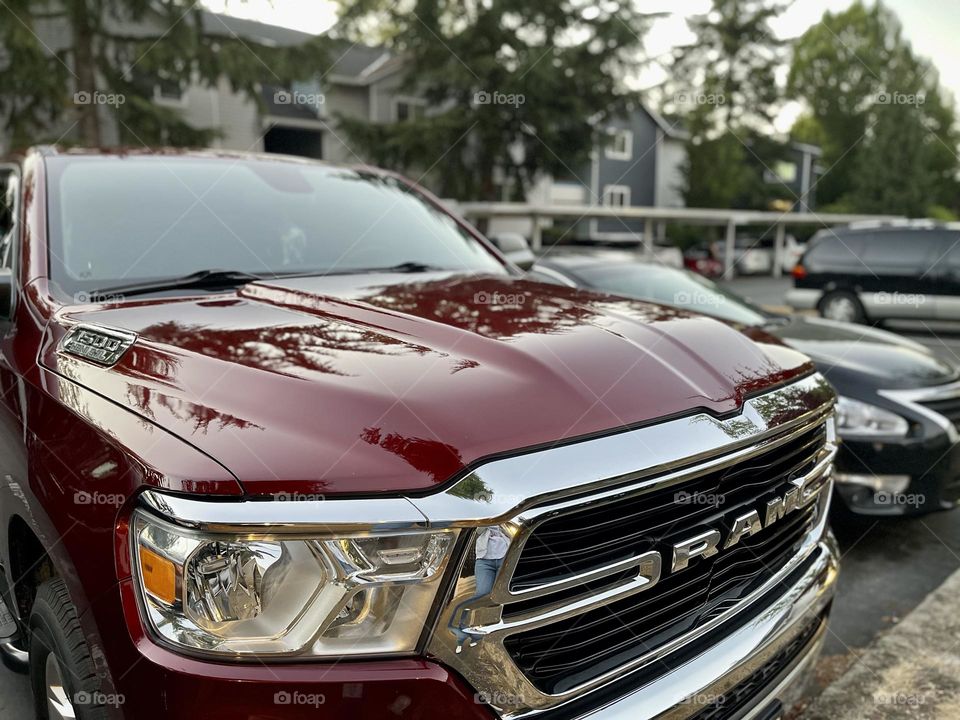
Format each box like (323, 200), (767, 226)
(70, 0), (100, 146)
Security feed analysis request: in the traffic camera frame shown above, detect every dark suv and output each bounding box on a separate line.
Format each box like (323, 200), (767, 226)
(787, 223), (960, 324)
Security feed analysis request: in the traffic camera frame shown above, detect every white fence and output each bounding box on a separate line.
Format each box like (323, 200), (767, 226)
(455, 202), (904, 279)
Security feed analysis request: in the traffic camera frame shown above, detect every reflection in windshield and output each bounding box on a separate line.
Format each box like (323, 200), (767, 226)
(45, 157), (507, 297)
(575, 264), (769, 326)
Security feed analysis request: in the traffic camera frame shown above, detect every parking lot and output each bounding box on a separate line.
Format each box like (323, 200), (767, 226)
(725, 276), (960, 696)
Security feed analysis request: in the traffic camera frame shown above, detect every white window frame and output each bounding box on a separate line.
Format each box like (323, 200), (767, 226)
(605, 128), (633, 161)
(391, 95), (427, 122)
(603, 184), (631, 208)
(153, 72), (188, 108)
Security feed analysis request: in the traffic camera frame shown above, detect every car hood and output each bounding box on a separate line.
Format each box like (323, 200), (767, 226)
(767, 315), (957, 390)
(42, 274), (813, 496)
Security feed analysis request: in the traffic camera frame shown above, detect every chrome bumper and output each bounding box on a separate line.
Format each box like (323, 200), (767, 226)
(579, 535), (838, 719)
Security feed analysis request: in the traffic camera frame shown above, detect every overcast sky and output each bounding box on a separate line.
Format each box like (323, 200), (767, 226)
(203, 0), (960, 131)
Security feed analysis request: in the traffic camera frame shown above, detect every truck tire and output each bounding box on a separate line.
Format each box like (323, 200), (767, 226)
(29, 578), (109, 720)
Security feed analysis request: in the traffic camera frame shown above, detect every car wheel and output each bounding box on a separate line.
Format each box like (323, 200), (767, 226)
(29, 578), (109, 720)
(819, 291), (865, 324)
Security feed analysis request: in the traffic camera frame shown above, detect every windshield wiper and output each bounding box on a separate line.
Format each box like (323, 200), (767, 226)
(327, 261), (450, 275)
(88, 269), (265, 299)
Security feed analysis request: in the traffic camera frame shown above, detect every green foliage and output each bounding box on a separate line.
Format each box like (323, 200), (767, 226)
(333, 0), (654, 201)
(788, 1), (960, 216)
(668, 0), (789, 210)
(0, 0), (330, 147)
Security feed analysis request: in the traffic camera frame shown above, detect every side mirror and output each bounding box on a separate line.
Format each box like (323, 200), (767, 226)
(490, 232), (536, 270)
(0, 269), (12, 321)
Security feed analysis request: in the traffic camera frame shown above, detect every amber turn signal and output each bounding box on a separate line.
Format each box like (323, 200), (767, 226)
(139, 545), (177, 606)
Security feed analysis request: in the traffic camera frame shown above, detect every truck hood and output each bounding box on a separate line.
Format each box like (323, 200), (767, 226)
(767, 315), (957, 390)
(43, 274), (813, 496)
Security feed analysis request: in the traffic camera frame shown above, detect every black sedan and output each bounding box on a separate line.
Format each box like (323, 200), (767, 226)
(531, 250), (960, 517)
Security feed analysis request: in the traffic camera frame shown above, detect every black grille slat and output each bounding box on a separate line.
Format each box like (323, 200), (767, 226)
(511, 429), (824, 585)
(503, 424), (827, 694)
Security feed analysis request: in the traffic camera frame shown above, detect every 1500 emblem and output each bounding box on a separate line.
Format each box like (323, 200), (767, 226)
(60, 324), (137, 367)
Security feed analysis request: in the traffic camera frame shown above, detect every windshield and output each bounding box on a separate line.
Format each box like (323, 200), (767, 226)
(45, 156), (506, 295)
(575, 263), (769, 326)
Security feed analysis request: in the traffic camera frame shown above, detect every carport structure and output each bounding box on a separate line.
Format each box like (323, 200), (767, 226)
(456, 203), (903, 279)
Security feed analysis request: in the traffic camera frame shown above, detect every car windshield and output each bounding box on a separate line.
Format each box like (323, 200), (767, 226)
(575, 263), (769, 326)
(44, 156), (506, 295)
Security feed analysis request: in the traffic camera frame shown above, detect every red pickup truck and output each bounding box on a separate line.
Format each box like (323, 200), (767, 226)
(0, 148), (838, 720)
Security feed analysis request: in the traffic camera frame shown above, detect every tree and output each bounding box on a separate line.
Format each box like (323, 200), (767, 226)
(0, 1), (329, 148)
(332, 0), (655, 201)
(788, 1), (959, 215)
(666, 0), (789, 209)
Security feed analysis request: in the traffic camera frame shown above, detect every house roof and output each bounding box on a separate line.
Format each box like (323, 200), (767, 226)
(201, 11), (390, 81)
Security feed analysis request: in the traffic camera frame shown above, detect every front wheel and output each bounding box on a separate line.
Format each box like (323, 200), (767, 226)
(29, 578), (109, 720)
(818, 290), (865, 324)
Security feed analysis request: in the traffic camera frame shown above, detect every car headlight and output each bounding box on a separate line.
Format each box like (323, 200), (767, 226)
(133, 509), (457, 658)
(835, 396), (908, 438)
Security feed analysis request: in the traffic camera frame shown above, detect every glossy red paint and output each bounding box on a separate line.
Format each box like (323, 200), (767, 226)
(38, 271), (813, 497)
(0, 147), (814, 718)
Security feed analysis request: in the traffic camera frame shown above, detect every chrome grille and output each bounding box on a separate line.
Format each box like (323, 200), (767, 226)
(422, 374), (837, 719)
(502, 424), (827, 694)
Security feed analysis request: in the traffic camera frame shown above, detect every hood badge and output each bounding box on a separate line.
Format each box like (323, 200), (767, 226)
(60, 324), (137, 367)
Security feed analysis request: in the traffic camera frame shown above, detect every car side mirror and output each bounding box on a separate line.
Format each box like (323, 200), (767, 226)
(490, 232), (536, 270)
(0, 269), (12, 321)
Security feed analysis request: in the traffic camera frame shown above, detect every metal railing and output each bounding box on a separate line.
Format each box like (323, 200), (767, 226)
(456, 202), (904, 279)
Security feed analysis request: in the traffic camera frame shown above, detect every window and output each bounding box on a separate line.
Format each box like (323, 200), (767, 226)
(154, 70), (186, 104)
(605, 129), (633, 160)
(765, 161), (798, 184)
(393, 97), (426, 122)
(860, 231), (938, 271)
(603, 185), (631, 208)
(0, 167), (19, 270)
(806, 233), (864, 270)
(44, 157), (508, 296)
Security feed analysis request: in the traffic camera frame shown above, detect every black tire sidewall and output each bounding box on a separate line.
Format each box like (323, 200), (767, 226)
(28, 579), (108, 720)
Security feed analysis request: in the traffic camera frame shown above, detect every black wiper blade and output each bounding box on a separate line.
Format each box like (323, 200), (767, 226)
(329, 261), (449, 275)
(89, 269), (264, 298)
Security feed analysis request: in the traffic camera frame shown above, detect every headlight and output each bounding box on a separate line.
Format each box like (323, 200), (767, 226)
(133, 510), (457, 658)
(835, 396), (908, 438)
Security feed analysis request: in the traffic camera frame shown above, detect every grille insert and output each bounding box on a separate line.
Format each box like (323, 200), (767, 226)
(503, 424), (826, 694)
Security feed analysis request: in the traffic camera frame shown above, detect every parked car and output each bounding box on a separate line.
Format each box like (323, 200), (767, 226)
(787, 224), (960, 323)
(713, 236), (773, 275)
(683, 246), (724, 278)
(0, 148), (838, 720)
(531, 250), (960, 517)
